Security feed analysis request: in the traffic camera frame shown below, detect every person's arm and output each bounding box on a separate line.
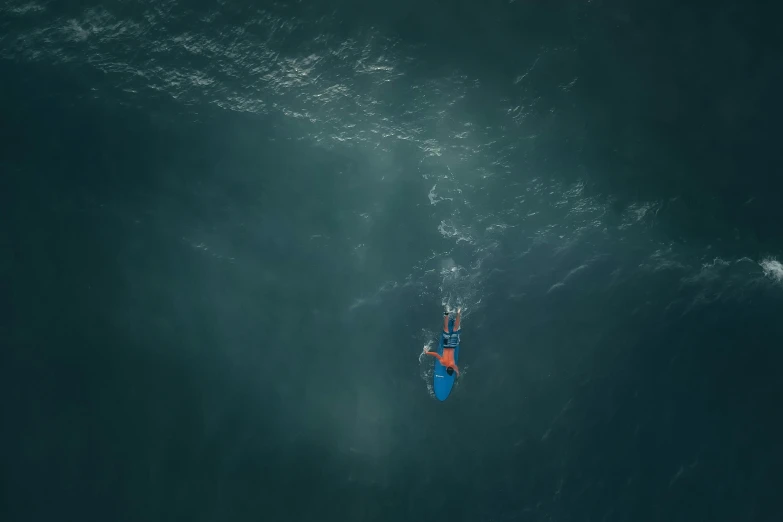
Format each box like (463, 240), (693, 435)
(425, 351), (444, 364)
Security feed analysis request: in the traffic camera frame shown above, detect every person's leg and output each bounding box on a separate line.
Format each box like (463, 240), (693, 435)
(443, 311), (449, 333)
(453, 308), (461, 331)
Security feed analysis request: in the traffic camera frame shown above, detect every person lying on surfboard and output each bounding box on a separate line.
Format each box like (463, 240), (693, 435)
(425, 307), (461, 376)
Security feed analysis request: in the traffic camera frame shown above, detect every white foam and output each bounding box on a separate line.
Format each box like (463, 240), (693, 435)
(7, 2), (45, 15)
(427, 184), (453, 205)
(760, 257), (783, 283)
(437, 220), (473, 243)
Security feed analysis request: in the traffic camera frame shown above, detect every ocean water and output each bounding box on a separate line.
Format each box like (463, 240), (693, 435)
(3, 0), (783, 521)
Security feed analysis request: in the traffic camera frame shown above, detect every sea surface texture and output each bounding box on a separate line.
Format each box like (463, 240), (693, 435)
(3, 1), (783, 521)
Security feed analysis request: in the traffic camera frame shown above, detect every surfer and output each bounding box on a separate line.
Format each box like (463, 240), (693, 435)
(425, 308), (461, 376)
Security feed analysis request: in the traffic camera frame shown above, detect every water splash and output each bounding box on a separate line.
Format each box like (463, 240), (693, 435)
(417, 334), (436, 398)
(760, 257), (783, 284)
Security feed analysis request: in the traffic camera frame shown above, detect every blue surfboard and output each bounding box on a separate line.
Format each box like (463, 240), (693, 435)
(433, 317), (460, 401)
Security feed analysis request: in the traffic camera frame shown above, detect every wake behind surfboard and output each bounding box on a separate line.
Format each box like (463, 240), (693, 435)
(433, 317), (460, 401)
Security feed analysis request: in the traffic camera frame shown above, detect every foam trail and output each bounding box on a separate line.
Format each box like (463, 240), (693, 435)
(438, 257), (482, 314)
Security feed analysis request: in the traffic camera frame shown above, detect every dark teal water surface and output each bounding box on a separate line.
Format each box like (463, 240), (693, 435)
(3, 1), (783, 520)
